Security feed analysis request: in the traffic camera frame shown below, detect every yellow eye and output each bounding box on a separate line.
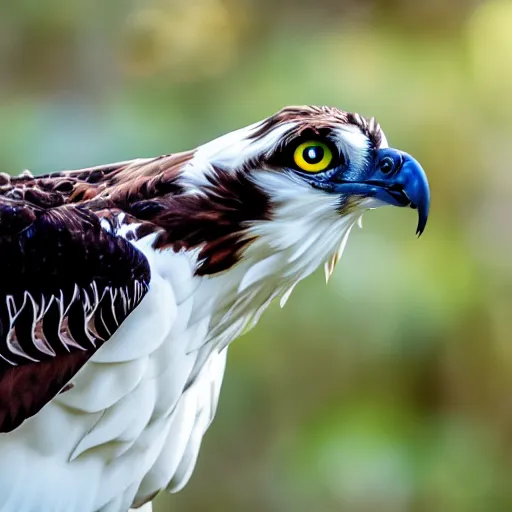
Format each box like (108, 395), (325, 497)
(293, 141), (333, 173)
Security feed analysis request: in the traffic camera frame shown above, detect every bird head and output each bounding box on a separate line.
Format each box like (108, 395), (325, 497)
(64, 105), (430, 345)
(175, 105), (430, 283)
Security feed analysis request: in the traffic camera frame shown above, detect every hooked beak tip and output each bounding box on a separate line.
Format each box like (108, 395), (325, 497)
(398, 153), (430, 238)
(416, 215), (427, 237)
(413, 200), (428, 237)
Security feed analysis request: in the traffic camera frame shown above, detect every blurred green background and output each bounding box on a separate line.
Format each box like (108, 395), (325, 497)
(1, 0), (512, 510)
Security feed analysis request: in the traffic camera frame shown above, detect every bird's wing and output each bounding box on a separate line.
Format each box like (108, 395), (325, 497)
(0, 198), (150, 432)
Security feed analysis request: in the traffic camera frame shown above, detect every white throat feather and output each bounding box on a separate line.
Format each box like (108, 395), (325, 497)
(195, 172), (367, 355)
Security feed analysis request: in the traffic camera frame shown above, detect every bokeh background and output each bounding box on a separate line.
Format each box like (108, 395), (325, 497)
(1, 0), (512, 510)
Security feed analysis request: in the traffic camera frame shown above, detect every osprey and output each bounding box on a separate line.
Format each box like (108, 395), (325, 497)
(0, 106), (429, 511)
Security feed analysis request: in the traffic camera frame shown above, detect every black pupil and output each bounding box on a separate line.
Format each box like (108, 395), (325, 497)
(303, 146), (324, 165)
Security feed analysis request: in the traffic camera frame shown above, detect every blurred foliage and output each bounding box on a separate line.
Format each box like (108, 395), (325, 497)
(0, 0), (512, 510)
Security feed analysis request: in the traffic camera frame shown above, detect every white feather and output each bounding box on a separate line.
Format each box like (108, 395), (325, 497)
(279, 282), (297, 308)
(69, 377), (156, 461)
(238, 253), (281, 292)
(130, 502), (152, 512)
(184, 121), (293, 189)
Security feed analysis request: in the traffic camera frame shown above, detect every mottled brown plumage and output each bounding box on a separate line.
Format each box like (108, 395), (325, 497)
(250, 105), (382, 148)
(250, 105), (350, 140)
(1, 149), (272, 275)
(0, 203), (150, 431)
(2, 151), (193, 207)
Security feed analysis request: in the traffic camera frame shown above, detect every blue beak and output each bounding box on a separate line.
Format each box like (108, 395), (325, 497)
(329, 148), (430, 236)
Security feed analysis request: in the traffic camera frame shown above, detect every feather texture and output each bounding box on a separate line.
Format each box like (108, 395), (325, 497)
(0, 105), (390, 511)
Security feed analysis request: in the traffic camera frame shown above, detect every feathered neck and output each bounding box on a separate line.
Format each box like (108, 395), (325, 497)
(194, 172), (366, 353)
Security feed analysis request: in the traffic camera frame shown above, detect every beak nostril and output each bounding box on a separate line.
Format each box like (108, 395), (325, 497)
(379, 156), (395, 174)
